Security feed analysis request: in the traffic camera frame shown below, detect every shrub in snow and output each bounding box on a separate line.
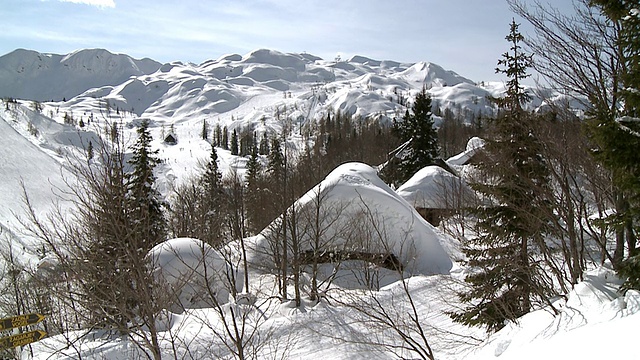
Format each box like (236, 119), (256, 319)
(148, 238), (242, 312)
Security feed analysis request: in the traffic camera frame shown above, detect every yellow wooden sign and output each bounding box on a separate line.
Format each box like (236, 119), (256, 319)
(0, 313), (46, 331)
(0, 330), (47, 350)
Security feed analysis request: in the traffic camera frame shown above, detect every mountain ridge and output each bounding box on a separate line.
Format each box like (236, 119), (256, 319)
(0, 47), (498, 123)
(0, 48), (162, 102)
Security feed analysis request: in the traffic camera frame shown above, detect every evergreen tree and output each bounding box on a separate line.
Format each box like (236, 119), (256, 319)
(85, 133), (131, 328)
(451, 20), (554, 332)
(259, 133), (270, 155)
(391, 87), (439, 184)
(267, 136), (285, 184)
(231, 129), (239, 155)
(222, 126), (229, 150)
(127, 119), (166, 252)
(590, 0), (640, 290)
(213, 123), (222, 147)
(264, 135), (287, 223)
(86, 140), (94, 161)
(201, 119), (209, 140)
(198, 144), (225, 246)
(245, 145), (266, 234)
(240, 130), (255, 157)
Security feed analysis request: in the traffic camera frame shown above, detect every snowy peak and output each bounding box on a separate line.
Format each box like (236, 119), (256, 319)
(0, 48), (162, 101)
(241, 49), (308, 71)
(60, 48), (160, 74)
(398, 61), (474, 87)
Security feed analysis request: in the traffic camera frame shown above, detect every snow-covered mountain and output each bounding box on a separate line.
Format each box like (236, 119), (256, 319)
(0, 48), (161, 102)
(0, 48), (503, 125)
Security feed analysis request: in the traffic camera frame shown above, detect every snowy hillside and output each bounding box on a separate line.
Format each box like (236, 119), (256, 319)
(0, 102), (76, 246)
(0, 47), (510, 219)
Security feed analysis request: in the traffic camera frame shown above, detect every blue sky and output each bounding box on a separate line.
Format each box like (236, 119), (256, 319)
(1, 0), (575, 82)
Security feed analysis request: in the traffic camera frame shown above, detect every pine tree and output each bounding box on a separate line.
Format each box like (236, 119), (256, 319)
(245, 145), (265, 234)
(127, 119), (166, 252)
(391, 87), (439, 184)
(198, 144), (225, 246)
(267, 136), (285, 184)
(214, 123), (222, 147)
(451, 20), (554, 332)
(222, 126), (229, 150)
(259, 133), (270, 155)
(590, 0), (640, 291)
(231, 129), (239, 155)
(87, 140), (94, 161)
(201, 119), (209, 140)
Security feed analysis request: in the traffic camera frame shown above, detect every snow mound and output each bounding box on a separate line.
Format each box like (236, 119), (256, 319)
(468, 266), (640, 360)
(149, 238), (240, 312)
(396, 165), (475, 209)
(249, 162), (453, 277)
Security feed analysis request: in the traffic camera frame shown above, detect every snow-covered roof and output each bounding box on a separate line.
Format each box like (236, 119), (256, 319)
(396, 165), (475, 209)
(249, 162), (453, 275)
(446, 136), (485, 167)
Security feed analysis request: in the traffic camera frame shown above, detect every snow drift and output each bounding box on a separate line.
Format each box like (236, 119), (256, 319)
(149, 238), (242, 312)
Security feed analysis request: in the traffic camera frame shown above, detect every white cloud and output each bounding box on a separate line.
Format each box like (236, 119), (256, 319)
(59, 0), (115, 8)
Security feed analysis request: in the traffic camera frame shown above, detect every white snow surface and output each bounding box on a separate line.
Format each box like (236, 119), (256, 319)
(467, 266), (639, 360)
(446, 136), (485, 167)
(0, 49), (161, 102)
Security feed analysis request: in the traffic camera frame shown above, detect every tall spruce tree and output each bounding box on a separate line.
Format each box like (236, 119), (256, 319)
(127, 119), (166, 252)
(201, 119), (209, 140)
(245, 144), (266, 234)
(451, 20), (555, 332)
(230, 129), (239, 155)
(391, 87), (439, 184)
(199, 144), (225, 246)
(591, 1), (640, 291)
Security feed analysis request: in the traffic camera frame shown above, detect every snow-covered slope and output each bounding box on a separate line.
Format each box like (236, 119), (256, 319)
(467, 266), (640, 360)
(0, 103), (75, 243)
